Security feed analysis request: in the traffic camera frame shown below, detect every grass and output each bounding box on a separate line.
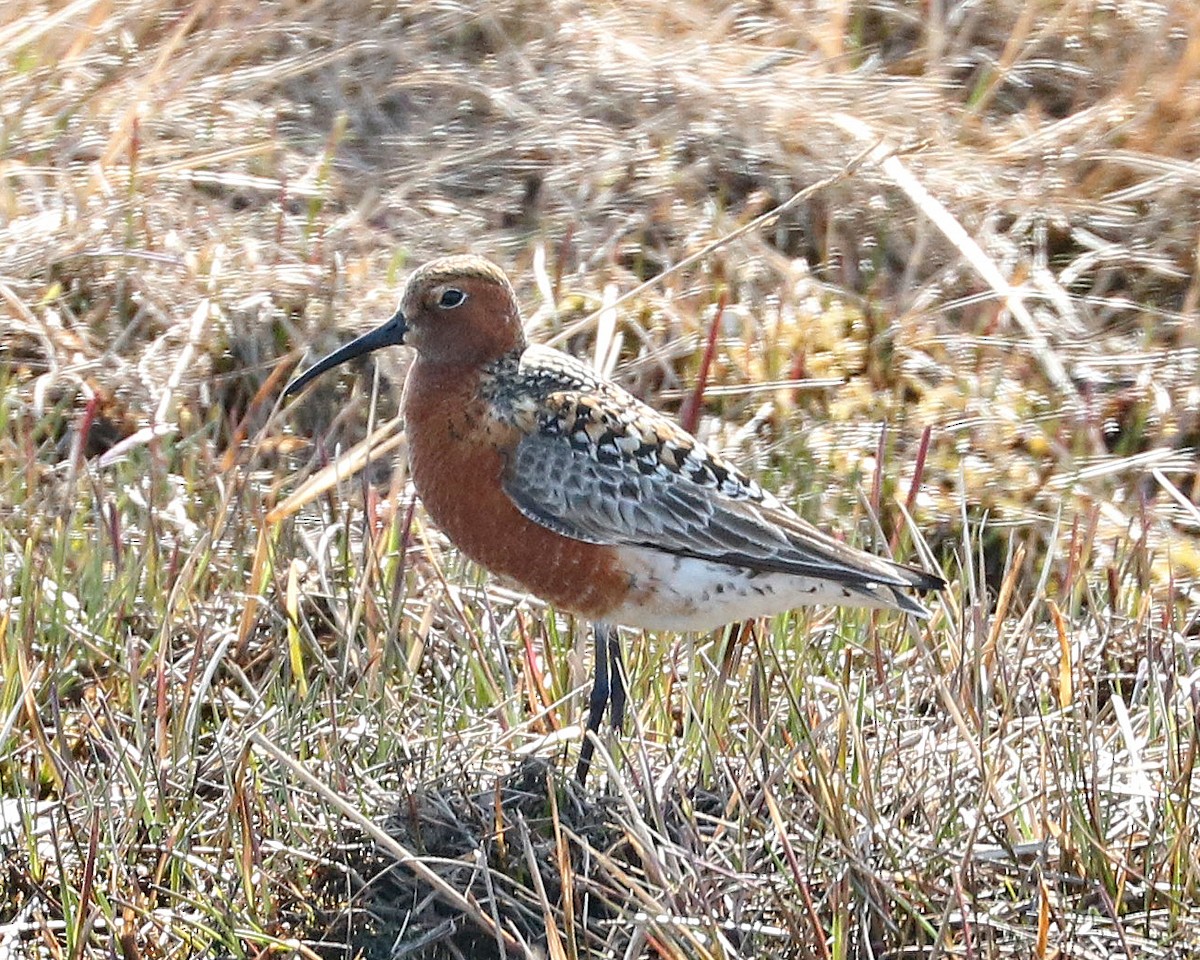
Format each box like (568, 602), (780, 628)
(2, 0), (1199, 957)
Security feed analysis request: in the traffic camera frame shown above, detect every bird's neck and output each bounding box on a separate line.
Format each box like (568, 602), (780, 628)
(401, 357), (487, 433)
(400, 355), (523, 548)
(401, 356), (523, 472)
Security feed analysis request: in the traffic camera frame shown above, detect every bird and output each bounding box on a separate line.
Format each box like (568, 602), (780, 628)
(282, 254), (945, 782)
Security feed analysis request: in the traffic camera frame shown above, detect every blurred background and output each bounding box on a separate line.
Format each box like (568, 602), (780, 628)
(2, 2), (1198, 957)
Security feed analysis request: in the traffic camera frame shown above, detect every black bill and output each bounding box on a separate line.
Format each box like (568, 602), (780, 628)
(282, 306), (408, 399)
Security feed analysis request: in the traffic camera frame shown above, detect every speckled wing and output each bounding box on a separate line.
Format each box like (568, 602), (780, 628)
(497, 346), (942, 604)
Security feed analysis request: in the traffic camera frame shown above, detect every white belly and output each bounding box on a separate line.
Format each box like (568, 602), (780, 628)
(601, 545), (900, 632)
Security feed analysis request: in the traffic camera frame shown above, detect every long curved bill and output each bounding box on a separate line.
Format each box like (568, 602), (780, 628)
(282, 306), (408, 399)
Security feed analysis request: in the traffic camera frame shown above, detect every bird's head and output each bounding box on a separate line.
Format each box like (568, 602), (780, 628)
(283, 255), (525, 399)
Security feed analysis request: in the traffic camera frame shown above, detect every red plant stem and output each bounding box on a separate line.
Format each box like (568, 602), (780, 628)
(679, 290), (727, 435)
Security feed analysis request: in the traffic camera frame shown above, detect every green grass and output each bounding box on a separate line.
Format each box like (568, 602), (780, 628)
(3, 0), (1200, 957)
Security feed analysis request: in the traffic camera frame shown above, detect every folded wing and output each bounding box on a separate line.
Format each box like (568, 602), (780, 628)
(498, 352), (942, 601)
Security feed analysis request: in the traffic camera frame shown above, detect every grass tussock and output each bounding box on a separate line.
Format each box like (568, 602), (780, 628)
(1, 1), (1199, 957)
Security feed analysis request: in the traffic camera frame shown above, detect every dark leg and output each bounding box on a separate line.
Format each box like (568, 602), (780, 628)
(576, 622), (612, 784)
(606, 626), (626, 733)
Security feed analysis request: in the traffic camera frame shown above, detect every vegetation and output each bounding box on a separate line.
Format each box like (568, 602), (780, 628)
(1, 1), (1197, 957)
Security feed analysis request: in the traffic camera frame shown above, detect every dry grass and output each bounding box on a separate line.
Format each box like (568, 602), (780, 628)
(2, 1), (1199, 957)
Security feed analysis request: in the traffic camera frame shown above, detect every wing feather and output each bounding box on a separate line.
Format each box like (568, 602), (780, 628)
(495, 354), (941, 595)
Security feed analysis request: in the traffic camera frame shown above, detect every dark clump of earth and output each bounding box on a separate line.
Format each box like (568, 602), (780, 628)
(306, 759), (634, 959)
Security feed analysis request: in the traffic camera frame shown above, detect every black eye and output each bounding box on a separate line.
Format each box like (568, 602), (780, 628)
(438, 288), (467, 309)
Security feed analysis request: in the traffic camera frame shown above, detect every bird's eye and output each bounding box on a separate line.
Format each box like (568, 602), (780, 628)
(438, 288), (467, 309)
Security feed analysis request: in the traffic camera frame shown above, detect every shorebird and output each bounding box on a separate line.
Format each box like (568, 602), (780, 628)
(283, 255), (944, 782)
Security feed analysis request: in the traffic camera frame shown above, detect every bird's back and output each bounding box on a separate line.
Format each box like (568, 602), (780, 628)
(475, 344), (942, 626)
